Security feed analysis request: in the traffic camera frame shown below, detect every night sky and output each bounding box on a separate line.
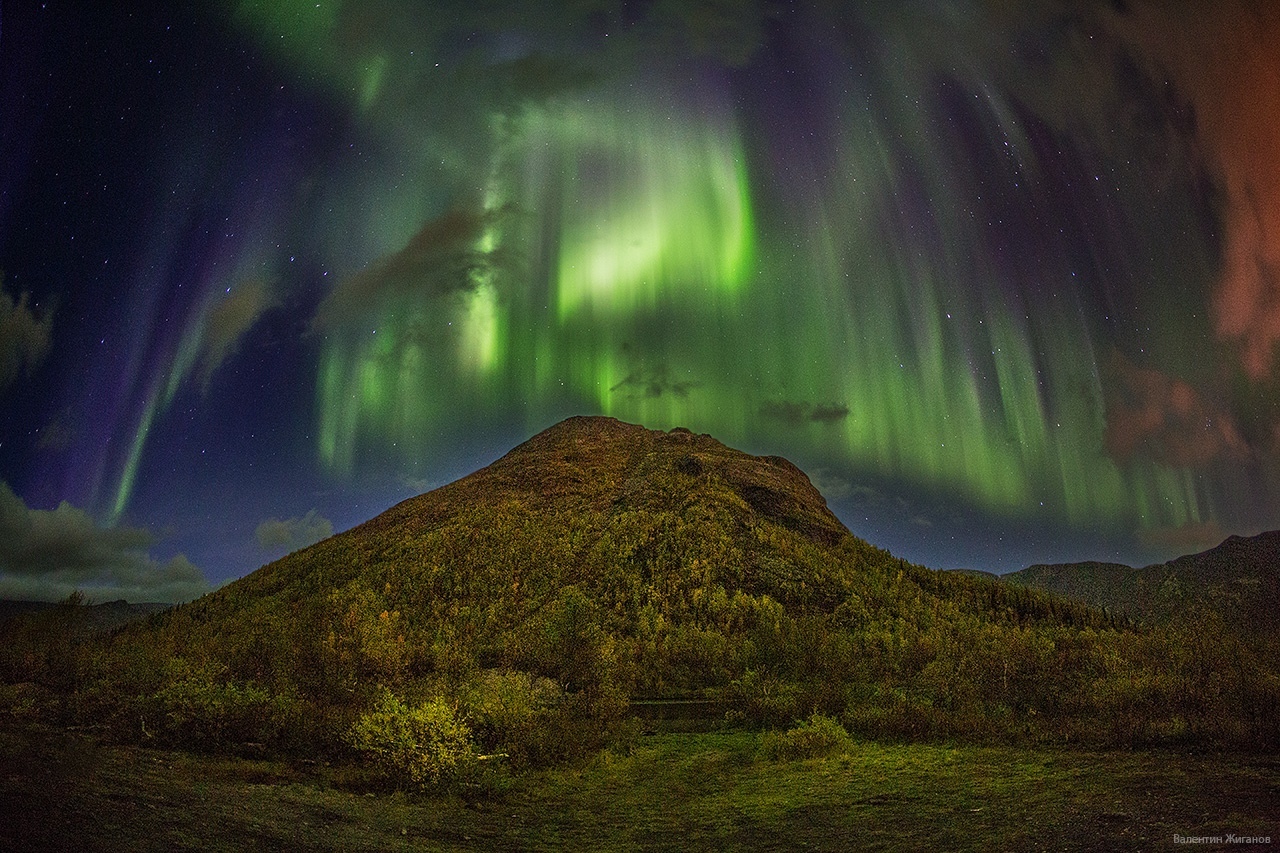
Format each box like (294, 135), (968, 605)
(3, 0), (1280, 602)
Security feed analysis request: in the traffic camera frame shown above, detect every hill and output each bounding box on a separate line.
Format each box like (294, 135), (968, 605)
(1004, 531), (1280, 633)
(4, 417), (1277, 776)
(145, 415), (1103, 700)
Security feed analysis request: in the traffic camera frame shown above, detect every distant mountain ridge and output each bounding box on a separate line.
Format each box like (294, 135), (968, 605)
(0, 598), (170, 632)
(1004, 530), (1280, 631)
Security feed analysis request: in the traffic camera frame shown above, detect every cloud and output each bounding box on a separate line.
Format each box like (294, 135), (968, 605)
(312, 206), (516, 333)
(810, 403), (851, 424)
(197, 278), (278, 388)
(808, 468), (853, 500)
(760, 400), (810, 427)
(759, 400), (851, 427)
(847, 484), (885, 507)
(255, 509), (333, 552)
(1103, 352), (1249, 467)
(0, 482), (211, 603)
(610, 364), (700, 399)
(1137, 519), (1227, 556)
(35, 416), (74, 452)
(399, 473), (444, 495)
(0, 280), (53, 390)
(1104, 2), (1280, 378)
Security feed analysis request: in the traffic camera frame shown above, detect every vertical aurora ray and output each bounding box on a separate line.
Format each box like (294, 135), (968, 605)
(104, 255), (279, 524)
(779, 64), (1207, 528)
(87, 123), (294, 524)
(518, 81), (757, 432)
(202, 0), (1248, 567)
(309, 50), (1214, 534)
(525, 92), (755, 320)
(313, 76), (759, 471)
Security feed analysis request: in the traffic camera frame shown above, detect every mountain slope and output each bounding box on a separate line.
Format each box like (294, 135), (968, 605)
(81, 416), (1275, 757)
(155, 416), (916, 692)
(1005, 531), (1280, 632)
(198, 415), (867, 625)
(136, 419), (1093, 707)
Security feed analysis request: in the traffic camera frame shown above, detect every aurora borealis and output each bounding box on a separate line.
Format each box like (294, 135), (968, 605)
(3, 0), (1280, 600)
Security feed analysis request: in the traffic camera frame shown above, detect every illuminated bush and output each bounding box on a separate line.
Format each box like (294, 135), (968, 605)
(347, 689), (475, 786)
(730, 669), (801, 727)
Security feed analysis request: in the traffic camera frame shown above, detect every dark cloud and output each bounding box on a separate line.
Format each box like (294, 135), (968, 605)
(0, 279), (53, 390)
(810, 403), (851, 423)
(760, 400), (810, 427)
(760, 400), (851, 427)
(255, 509), (333, 552)
(313, 206), (517, 333)
(35, 417), (74, 452)
(610, 364), (700, 398)
(1104, 352), (1249, 467)
(198, 278), (278, 388)
(1137, 519), (1227, 556)
(0, 482), (210, 603)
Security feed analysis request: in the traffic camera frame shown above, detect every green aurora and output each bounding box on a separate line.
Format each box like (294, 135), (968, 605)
(5, 0), (1278, 593)
(305, 66), (1203, 532)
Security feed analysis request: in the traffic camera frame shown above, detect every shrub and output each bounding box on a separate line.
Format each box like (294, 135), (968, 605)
(148, 662), (296, 749)
(347, 689), (475, 787)
(761, 713), (854, 761)
(462, 669), (561, 767)
(729, 669), (801, 727)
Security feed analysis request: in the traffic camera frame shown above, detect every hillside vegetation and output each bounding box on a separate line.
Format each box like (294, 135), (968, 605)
(3, 417), (1277, 785)
(1006, 531), (1280, 635)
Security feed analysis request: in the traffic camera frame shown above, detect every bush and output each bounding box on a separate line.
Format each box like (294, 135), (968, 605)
(148, 661), (297, 749)
(729, 669), (801, 727)
(462, 669), (561, 767)
(761, 713), (854, 761)
(347, 689), (475, 787)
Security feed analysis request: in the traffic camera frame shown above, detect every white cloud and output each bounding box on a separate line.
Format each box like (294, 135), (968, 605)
(0, 482), (211, 603)
(255, 509), (333, 552)
(808, 468), (853, 500)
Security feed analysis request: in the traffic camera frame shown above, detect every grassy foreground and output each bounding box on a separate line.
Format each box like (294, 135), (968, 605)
(2, 725), (1276, 852)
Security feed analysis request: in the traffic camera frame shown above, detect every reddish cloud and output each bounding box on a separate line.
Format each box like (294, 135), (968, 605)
(1109, 3), (1280, 378)
(1104, 353), (1248, 467)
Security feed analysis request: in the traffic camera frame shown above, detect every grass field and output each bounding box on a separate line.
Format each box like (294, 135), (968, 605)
(1, 724), (1275, 852)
